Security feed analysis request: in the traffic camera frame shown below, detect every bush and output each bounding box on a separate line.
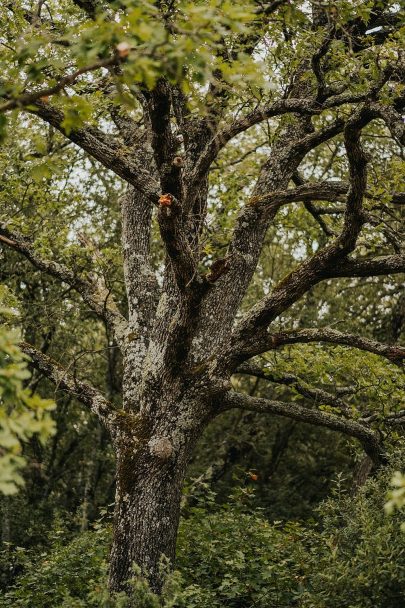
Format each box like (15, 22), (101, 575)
(2, 453), (405, 608)
(300, 467), (405, 608)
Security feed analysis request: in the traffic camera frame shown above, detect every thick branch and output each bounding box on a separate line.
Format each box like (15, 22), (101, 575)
(248, 180), (347, 212)
(270, 328), (405, 364)
(220, 390), (383, 462)
(190, 102), (350, 361)
(229, 106), (369, 357)
(157, 196), (202, 293)
(122, 186), (159, 326)
(248, 181), (405, 216)
(243, 328), (405, 365)
(143, 80), (182, 199)
(322, 254), (405, 278)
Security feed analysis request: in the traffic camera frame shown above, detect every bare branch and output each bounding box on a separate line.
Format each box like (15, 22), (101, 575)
(121, 186), (160, 390)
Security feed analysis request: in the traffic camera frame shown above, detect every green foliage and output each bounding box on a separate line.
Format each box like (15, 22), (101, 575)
(385, 471), (405, 532)
(176, 506), (308, 607)
(3, 454), (405, 607)
(0, 311), (55, 495)
(0, 0), (267, 133)
(1, 527), (113, 607)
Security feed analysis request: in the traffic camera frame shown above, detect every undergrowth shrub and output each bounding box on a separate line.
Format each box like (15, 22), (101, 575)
(1, 452), (404, 608)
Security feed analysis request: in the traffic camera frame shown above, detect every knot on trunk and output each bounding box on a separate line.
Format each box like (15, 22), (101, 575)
(148, 436), (173, 461)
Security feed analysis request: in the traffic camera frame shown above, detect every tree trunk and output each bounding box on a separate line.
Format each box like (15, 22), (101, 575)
(108, 395), (208, 595)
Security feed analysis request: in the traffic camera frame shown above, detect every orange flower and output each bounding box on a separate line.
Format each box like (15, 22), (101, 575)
(249, 472), (259, 481)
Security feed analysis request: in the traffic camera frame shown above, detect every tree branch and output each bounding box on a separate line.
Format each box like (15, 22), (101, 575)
(186, 101), (342, 201)
(369, 99), (405, 146)
(229, 107), (369, 356)
(20, 341), (121, 433)
(0, 55), (121, 114)
(27, 102), (160, 201)
(0, 225), (128, 345)
(321, 254), (405, 278)
(220, 390), (383, 463)
(248, 180), (405, 215)
(157, 195), (203, 293)
(242, 328), (404, 365)
(143, 79), (183, 199)
(235, 362), (351, 415)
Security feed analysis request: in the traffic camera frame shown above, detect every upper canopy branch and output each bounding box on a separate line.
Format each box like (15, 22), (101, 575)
(0, 224), (128, 346)
(220, 390), (383, 463)
(0, 54), (122, 114)
(186, 50), (403, 204)
(185, 100), (348, 201)
(228, 107), (369, 358)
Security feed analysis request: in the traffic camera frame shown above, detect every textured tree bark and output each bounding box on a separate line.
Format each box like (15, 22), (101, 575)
(109, 446), (187, 594)
(108, 392), (208, 595)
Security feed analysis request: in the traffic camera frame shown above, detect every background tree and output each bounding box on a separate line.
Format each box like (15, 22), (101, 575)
(0, 0), (404, 597)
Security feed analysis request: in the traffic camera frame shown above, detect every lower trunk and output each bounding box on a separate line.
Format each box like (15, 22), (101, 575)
(108, 438), (191, 596)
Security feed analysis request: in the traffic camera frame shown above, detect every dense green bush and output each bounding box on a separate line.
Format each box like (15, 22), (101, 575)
(301, 471), (405, 608)
(2, 455), (404, 608)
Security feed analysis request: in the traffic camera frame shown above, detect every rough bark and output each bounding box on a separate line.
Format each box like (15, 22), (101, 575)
(109, 393), (211, 593)
(110, 445), (186, 594)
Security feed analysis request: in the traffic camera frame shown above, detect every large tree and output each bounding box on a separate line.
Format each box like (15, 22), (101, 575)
(0, 0), (404, 596)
